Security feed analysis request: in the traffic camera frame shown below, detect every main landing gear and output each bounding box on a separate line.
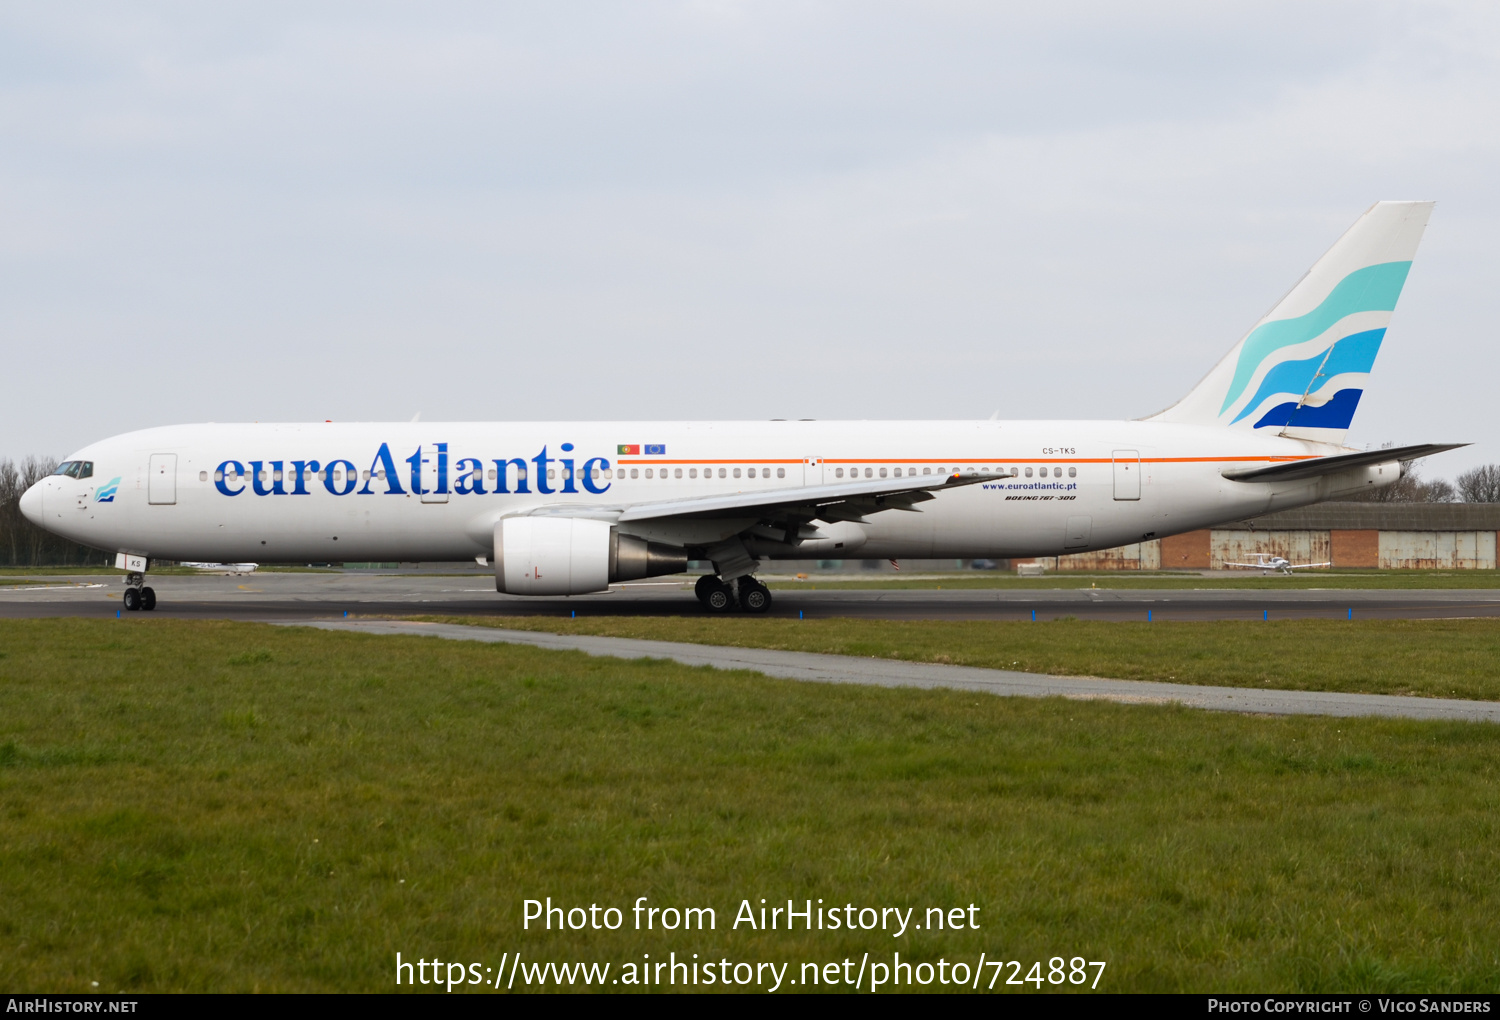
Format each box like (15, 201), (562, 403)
(695, 575), (772, 614)
(122, 572), (157, 612)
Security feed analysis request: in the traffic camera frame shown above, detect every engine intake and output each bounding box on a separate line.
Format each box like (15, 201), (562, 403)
(494, 517), (687, 595)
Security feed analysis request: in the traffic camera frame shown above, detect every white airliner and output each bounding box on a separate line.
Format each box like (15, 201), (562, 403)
(20, 201), (1461, 613)
(1223, 553), (1333, 574)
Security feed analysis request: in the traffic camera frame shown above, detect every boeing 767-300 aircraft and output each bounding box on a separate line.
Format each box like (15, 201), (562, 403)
(19, 201), (1461, 612)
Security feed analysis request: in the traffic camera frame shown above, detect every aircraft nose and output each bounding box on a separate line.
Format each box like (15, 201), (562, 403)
(18, 480), (44, 524)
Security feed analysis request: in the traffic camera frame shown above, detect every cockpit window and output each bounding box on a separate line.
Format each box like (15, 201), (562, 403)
(51, 461), (93, 479)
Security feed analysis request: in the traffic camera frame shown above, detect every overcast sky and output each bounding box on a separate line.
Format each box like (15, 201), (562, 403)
(4, 2), (1498, 479)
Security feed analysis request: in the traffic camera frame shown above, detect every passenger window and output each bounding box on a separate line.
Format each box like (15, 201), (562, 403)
(214, 470), (224, 482)
(893, 467), (902, 477)
(1025, 467), (1033, 477)
(777, 467), (785, 478)
(923, 467), (931, 475)
(733, 467), (741, 478)
(747, 468), (755, 478)
(879, 467), (887, 478)
(674, 468), (682, 479)
(199, 470), (208, 481)
(865, 468), (873, 478)
(604, 469), (612, 479)
(645, 468), (653, 479)
(835, 468), (844, 478)
(1068, 467), (1077, 478)
(719, 468), (726, 478)
(689, 468), (697, 478)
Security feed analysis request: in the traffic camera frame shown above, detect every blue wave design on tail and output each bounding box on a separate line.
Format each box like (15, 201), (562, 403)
(1252, 388), (1363, 431)
(1221, 261), (1410, 414)
(1229, 328), (1384, 424)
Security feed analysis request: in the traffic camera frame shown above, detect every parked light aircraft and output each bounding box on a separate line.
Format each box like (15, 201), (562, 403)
(19, 202), (1462, 613)
(1223, 553), (1333, 574)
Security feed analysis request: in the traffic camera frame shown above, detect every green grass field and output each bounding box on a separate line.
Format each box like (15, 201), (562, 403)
(2, 617), (1500, 992)
(428, 616), (1500, 702)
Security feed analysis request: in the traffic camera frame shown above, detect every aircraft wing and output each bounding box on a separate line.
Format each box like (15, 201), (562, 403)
(1285, 562), (1333, 570)
(1223, 561), (1271, 569)
(516, 472), (991, 526)
(1221, 443), (1467, 483)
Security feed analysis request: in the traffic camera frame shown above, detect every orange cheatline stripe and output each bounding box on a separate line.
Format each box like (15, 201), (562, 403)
(615, 459), (803, 465)
(619, 455), (1321, 466)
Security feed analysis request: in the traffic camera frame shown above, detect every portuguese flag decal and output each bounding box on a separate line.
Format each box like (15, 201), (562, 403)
(617, 444), (640, 455)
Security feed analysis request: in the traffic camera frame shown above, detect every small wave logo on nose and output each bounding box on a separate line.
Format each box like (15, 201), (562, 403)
(95, 477), (122, 503)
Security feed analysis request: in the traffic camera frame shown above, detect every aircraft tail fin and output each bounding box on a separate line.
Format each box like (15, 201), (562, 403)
(1148, 201), (1434, 444)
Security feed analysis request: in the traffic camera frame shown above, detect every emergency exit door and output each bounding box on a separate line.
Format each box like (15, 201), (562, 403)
(1112, 450), (1140, 501)
(148, 454), (177, 505)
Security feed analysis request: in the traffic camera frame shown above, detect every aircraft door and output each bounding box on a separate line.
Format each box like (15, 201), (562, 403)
(148, 454), (177, 505)
(803, 458), (821, 486)
(1112, 450), (1140, 501)
(419, 444), (449, 503)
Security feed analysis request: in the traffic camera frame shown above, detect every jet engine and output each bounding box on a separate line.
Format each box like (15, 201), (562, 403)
(494, 517), (688, 595)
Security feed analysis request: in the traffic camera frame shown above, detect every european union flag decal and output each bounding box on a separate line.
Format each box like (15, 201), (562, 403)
(644, 444), (666, 455)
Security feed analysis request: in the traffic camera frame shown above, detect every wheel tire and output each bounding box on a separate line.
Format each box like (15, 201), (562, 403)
(703, 581), (734, 612)
(738, 579), (771, 613)
(123, 588), (141, 612)
(140, 586), (157, 611)
(695, 574), (721, 606)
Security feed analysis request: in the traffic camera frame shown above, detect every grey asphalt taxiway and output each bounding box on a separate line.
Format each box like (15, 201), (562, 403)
(7, 571), (1500, 722)
(3, 570), (1500, 622)
(301, 618), (1500, 724)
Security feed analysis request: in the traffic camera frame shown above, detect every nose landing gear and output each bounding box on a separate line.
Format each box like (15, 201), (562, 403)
(122, 572), (157, 612)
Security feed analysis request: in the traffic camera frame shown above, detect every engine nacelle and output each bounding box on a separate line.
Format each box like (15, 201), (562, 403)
(494, 517), (687, 595)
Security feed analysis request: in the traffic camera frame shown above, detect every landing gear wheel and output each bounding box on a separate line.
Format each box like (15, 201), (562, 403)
(140, 587), (157, 611)
(738, 578), (771, 613)
(697, 576), (734, 612)
(123, 588), (142, 612)
(695, 574), (721, 606)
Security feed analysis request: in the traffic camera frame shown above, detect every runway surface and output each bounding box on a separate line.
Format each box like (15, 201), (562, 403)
(4, 571), (1500, 621)
(301, 619), (1500, 723)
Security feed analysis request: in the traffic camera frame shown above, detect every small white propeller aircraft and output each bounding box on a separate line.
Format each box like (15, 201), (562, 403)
(1224, 553), (1332, 574)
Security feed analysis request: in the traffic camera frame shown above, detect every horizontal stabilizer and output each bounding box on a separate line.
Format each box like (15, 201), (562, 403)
(1221, 443), (1467, 483)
